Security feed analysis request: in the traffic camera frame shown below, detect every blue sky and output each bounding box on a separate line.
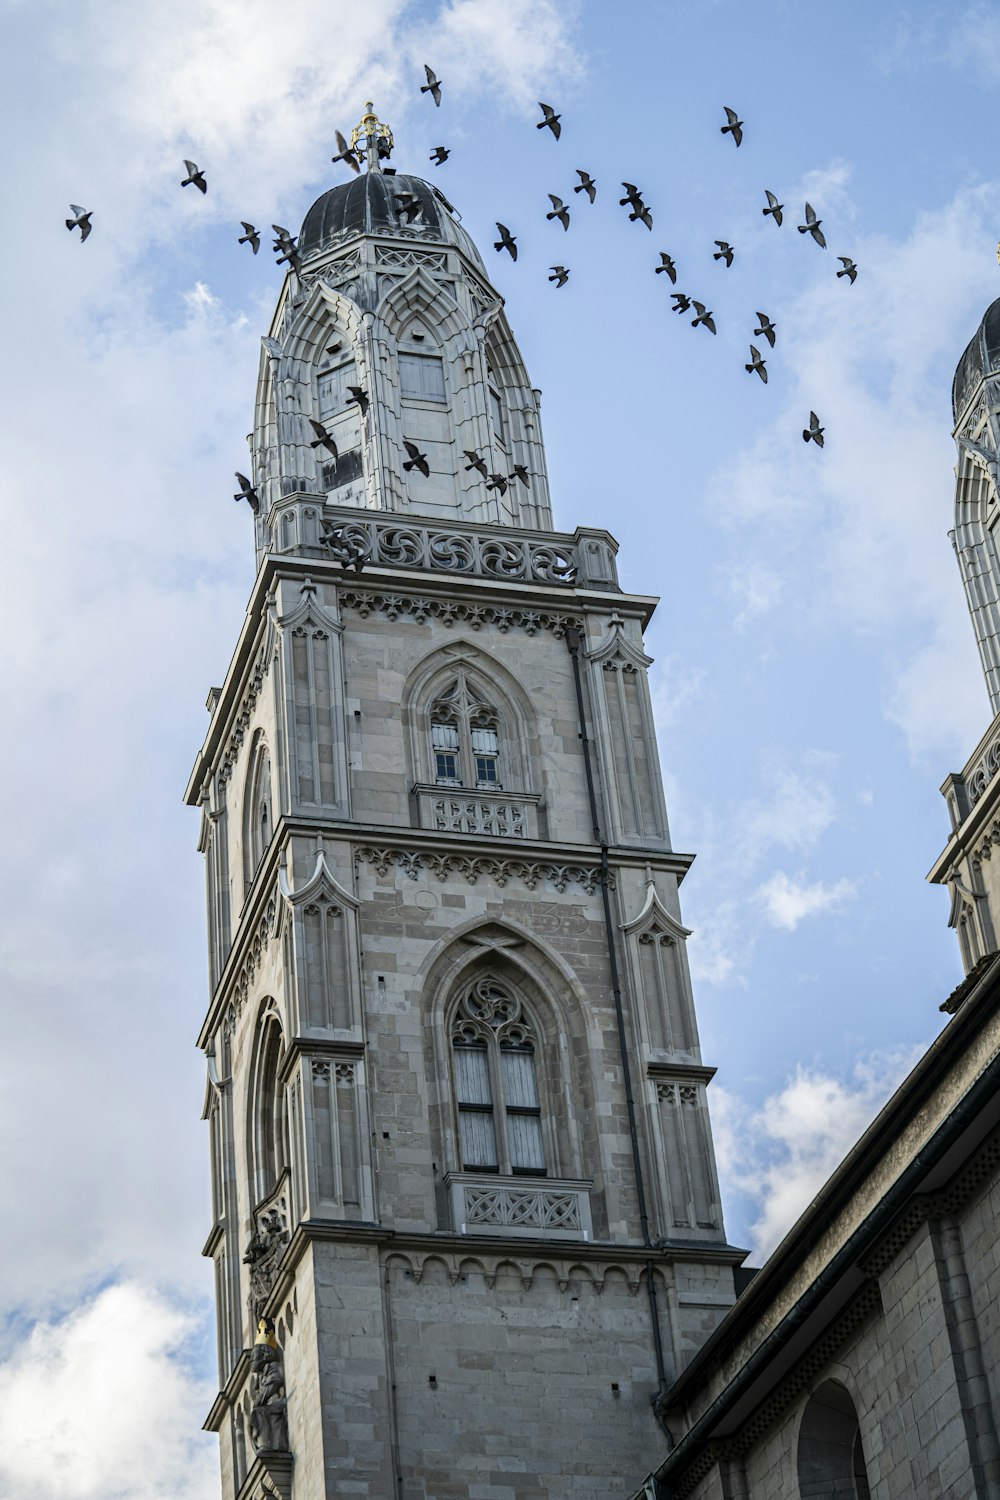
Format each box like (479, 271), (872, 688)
(2, 0), (1000, 1491)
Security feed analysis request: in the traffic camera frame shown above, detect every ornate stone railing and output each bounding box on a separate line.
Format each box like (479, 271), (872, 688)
(319, 516), (578, 583)
(413, 786), (540, 839)
(446, 1172), (593, 1240)
(268, 497), (622, 592)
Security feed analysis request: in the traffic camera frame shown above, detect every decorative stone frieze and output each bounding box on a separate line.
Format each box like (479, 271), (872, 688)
(318, 515), (578, 584)
(354, 844), (608, 892)
(339, 589), (580, 637)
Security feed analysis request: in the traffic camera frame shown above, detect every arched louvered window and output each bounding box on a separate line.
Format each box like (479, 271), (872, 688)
(252, 1014), (289, 1202)
(451, 978), (545, 1175)
(430, 671), (502, 790)
(243, 741), (273, 892)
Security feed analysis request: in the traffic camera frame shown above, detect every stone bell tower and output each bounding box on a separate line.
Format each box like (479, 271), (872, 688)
(930, 299), (1000, 971)
(186, 105), (740, 1500)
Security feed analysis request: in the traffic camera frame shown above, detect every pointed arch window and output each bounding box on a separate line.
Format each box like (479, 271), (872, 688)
(243, 742), (273, 891)
(487, 362), (505, 446)
(314, 347), (362, 493)
(430, 672), (502, 790)
(451, 978), (545, 1175)
(252, 1014), (289, 1201)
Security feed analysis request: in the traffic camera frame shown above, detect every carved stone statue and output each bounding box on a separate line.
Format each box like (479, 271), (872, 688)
(243, 1209), (289, 1326)
(249, 1322), (289, 1455)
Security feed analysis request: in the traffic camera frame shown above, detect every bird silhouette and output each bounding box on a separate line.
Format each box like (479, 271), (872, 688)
(66, 205), (92, 241)
(233, 472), (260, 512)
(546, 194), (570, 230)
(803, 411), (825, 446)
(745, 346), (768, 383)
(347, 386), (370, 416)
(721, 106), (744, 146)
(619, 183), (653, 230)
(837, 256), (858, 283)
(394, 192), (423, 224)
(574, 169), (597, 202)
(494, 223), (517, 260)
(464, 450), (488, 476)
(691, 302), (717, 334)
(798, 203), (826, 247)
(272, 225), (301, 271)
(403, 441), (430, 476)
(421, 65), (443, 106)
(429, 146), (450, 165)
(332, 130), (360, 175)
(309, 420), (339, 458)
(509, 464), (530, 486)
(181, 160), (207, 193)
(655, 252), (678, 283)
(487, 473), (510, 495)
(754, 311), (776, 347)
(763, 190), (784, 226)
(671, 292), (692, 314)
(548, 265), (570, 287)
(713, 240), (735, 267)
(537, 102), (562, 138)
(238, 222), (260, 254)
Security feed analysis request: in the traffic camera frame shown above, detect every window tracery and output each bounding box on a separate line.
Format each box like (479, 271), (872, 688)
(451, 977), (545, 1175)
(429, 671), (503, 790)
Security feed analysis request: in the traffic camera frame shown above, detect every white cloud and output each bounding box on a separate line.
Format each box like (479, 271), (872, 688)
(733, 754), (838, 866)
(713, 1046), (925, 1261)
(0, 1282), (217, 1500)
(409, 0), (585, 110)
(757, 870), (857, 931)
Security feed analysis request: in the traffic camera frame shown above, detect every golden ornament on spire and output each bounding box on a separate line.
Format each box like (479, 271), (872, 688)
(350, 102), (394, 172)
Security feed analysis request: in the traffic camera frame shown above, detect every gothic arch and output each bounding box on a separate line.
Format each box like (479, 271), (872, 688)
(418, 919), (601, 1190)
(401, 639), (541, 797)
(246, 1001), (289, 1208)
(375, 265), (474, 349)
(796, 1378), (871, 1499)
(242, 732), (273, 894)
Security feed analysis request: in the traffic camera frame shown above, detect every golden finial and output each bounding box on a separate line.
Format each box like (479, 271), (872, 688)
(996, 240), (1000, 268)
(254, 1317), (280, 1349)
(350, 102), (394, 172)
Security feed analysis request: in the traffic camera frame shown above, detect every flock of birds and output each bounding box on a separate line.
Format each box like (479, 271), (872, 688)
(65, 67), (855, 454)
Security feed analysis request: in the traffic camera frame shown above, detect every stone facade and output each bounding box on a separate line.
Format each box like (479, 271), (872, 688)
(628, 957), (1000, 1500)
(189, 112), (739, 1500)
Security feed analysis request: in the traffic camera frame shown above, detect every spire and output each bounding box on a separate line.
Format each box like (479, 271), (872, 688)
(350, 101), (394, 174)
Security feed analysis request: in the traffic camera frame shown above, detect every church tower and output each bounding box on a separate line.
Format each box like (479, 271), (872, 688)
(186, 106), (739, 1500)
(930, 300), (1000, 969)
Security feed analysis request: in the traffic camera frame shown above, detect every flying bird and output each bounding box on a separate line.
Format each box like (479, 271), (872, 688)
(308, 419), (338, 457)
(537, 102), (562, 138)
(464, 450), (488, 476)
(691, 302), (717, 334)
(763, 190), (784, 226)
(421, 65), (443, 106)
(181, 160), (207, 193)
(394, 192), (423, 223)
(429, 146), (450, 165)
(66, 204), (92, 241)
(487, 473), (509, 495)
(721, 106), (744, 147)
(403, 440), (430, 477)
(798, 203), (826, 247)
(332, 130), (360, 174)
(546, 194), (570, 230)
(574, 169), (597, 202)
(713, 240), (734, 267)
(837, 256), (858, 283)
(272, 225), (301, 271)
(548, 265), (570, 287)
(745, 346), (768, 383)
(509, 464), (530, 486)
(803, 411), (825, 447)
(238, 222), (260, 254)
(754, 311), (776, 347)
(655, 252), (677, 283)
(233, 472), (260, 513)
(347, 385), (370, 416)
(670, 292), (692, 314)
(494, 223), (517, 260)
(620, 183), (652, 230)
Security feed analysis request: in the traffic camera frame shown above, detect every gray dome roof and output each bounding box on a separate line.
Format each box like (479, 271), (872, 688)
(299, 170), (486, 271)
(954, 298), (1000, 422)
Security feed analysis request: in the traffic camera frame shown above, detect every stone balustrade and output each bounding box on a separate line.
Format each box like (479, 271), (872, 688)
(445, 1172), (594, 1240)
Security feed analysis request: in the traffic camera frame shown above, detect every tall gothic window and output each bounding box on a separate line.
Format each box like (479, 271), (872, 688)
(314, 352), (363, 492)
(487, 363), (505, 447)
(451, 978), (545, 1175)
(243, 741), (273, 892)
(429, 673), (502, 790)
(252, 1014), (289, 1202)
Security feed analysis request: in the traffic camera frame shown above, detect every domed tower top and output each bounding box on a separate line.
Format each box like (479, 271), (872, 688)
(952, 296), (1000, 427)
(249, 104), (552, 562)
